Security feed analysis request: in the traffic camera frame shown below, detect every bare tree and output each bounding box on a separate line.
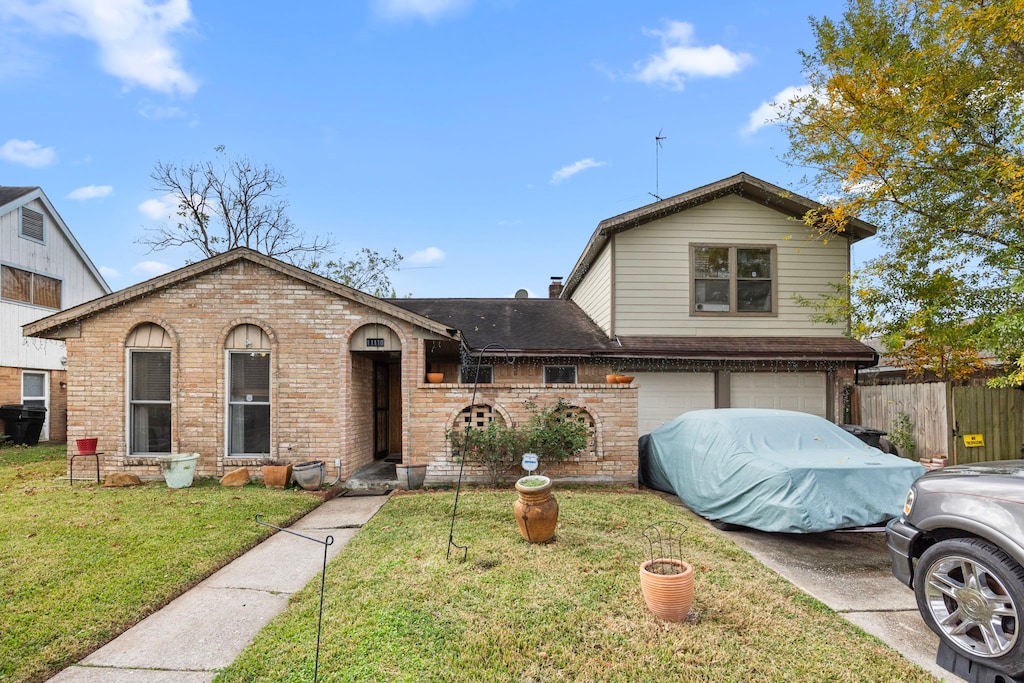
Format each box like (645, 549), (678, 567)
(140, 147), (403, 294)
(141, 147), (334, 262)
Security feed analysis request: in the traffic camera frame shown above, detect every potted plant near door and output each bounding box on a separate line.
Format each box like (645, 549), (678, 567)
(261, 460), (293, 488)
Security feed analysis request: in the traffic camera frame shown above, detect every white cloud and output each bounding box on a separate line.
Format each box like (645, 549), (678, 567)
(99, 265), (119, 279)
(1, 138), (56, 167)
(633, 20), (752, 89)
(742, 85), (812, 135)
(551, 158), (605, 184)
(372, 0), (472, 21)
(408, 246), (445, 264)
(132, 260), (172, 276)
(138, 194), (179, 220)
(67, 184), (113, 200)
(1, 0), (198, 95)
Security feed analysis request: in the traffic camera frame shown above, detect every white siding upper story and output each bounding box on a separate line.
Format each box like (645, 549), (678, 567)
(570, 243), (612, 335)
(0, 192), (109, 370)
(609, 194), (849, 337)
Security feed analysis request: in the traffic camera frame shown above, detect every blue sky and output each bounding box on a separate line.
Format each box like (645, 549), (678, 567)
(0, 0), (860, 298)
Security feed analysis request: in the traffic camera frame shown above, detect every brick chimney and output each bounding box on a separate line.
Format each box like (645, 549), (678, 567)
(549, 276), (563, 299)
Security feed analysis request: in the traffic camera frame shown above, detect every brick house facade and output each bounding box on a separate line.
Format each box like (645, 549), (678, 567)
(24, 250), (639, 484)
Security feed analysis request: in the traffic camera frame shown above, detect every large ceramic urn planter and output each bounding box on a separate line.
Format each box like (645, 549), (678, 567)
(639, 558), (694, 622)
(513, 475), (558, 543)
(158, 453), (200, 489)
(293, 460), (325, 491)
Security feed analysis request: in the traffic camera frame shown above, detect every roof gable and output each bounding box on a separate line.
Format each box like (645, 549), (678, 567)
(0, 186), (111, 295)
(563, 172), (877, 299)
(24, 248), (458, 341)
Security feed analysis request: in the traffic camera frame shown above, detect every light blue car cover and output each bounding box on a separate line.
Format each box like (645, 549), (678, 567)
(641, 409), (926, 533)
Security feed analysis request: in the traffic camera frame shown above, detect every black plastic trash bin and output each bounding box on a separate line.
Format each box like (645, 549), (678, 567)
(0, 404), (46, 446)
(839, 424), (888, 450)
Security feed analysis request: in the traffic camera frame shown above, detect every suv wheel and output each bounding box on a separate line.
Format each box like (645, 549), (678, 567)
(915, 538), (1024, 676)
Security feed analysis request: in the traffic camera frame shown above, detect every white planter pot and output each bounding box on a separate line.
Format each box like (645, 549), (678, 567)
(158, 453), (200, 489)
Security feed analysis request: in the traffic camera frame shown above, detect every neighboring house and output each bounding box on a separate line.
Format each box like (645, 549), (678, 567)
(22, 172), (876, 484)
(0, 187), (109, 442)
(559, 172), (878, 434)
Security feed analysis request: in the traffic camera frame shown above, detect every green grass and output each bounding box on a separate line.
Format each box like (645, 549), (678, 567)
(220, 488), (934, 683)
(0, 443), (320, 683)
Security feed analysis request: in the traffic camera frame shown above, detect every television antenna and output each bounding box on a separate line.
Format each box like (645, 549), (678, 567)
(649, 129), (667, 202)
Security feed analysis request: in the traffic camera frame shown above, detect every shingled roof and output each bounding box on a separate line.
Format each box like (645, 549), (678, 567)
(0, 186), (38, 207)
(388, 298), (616, 354)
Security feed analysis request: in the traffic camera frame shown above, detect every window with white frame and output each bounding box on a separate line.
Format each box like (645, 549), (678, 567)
(228, 350), (271, 456)
(544, 365), (577, 384)
(692, 245), (775, 314)
(129, 351), (172, 454)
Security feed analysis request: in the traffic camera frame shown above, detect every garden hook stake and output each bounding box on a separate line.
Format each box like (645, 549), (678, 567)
(447, 343), (511, 562)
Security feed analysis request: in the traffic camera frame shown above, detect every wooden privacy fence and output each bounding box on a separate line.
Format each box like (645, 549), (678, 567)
(856, 382), (1024, 465)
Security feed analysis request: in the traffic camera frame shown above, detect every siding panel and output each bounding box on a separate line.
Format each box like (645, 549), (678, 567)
(613, 194), (849, 336)
(571, 244), (612, 334)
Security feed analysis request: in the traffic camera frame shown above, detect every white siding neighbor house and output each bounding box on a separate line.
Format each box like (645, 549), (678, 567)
(0, 187), (109, 442)
(561, 173), (878, 435)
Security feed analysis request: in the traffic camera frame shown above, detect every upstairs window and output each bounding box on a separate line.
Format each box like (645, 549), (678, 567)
(1, 265), (62, 309)
(20, 207), (44, 242)
(692, 245), (775, 315)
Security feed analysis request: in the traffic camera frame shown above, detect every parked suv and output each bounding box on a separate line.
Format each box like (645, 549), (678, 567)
(886, 461), (1024, 678)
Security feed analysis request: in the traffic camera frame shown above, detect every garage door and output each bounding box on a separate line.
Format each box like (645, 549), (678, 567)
(635, 372), (715, 435)
(730, 372), (826, 417)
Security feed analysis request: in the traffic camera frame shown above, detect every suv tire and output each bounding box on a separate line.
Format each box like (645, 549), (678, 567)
(915, 537), (1024, 676)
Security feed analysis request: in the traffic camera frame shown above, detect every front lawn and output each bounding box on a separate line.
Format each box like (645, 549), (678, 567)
(221, 488), (933, 682)
(0, 443), (320, 683)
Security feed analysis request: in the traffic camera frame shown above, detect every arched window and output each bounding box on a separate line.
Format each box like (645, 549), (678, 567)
(127, 323), (172, 455)
(225, 325), (271, 457)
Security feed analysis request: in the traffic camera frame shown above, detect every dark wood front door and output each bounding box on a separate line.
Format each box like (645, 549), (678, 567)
(374, 362), (389, 459)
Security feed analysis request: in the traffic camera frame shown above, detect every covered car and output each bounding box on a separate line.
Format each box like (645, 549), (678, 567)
(640, 408), (925, 533)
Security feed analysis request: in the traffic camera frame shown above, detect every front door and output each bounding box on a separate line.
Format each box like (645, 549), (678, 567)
(374, 362), (389, 459)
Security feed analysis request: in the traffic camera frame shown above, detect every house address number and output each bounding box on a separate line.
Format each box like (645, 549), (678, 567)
(365, 338), (385, 348)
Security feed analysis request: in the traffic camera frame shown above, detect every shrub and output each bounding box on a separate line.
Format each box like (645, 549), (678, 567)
(447, 420), (528, 486)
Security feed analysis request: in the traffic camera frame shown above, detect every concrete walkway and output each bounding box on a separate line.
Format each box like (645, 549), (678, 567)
(48, 492), (390, 683)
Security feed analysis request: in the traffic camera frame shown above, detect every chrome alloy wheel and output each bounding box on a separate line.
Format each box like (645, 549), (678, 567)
(923, 553), (1020, 658)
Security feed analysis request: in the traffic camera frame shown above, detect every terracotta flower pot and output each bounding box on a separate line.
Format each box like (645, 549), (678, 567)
(616, 375), (635, 384)
(639, 558), (694, 622)
(607, 374), (622, 384)
(262, 463), (293, 488)
(426, 372), (444, 383)
(513, 475), (558, 543)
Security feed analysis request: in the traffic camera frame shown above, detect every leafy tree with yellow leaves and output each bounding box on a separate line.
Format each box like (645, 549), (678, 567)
(782, 0), (1024, 383)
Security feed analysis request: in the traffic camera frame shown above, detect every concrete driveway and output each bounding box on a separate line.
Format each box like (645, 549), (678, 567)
(720, 524), (950, 681)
